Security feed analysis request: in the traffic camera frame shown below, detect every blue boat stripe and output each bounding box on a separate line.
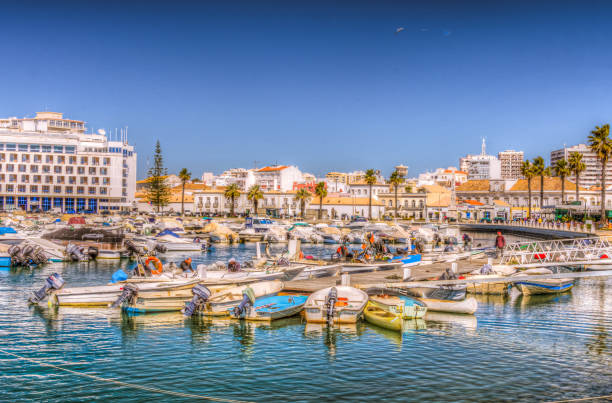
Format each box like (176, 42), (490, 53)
(514, 281), (573, 290)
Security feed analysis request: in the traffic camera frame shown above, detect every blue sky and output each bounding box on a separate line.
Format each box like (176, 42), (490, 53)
(2, 1), (612, 179)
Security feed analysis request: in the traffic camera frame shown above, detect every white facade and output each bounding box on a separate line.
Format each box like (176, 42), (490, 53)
(0, 112), (136, 212)
(254, 165), (303, 192)
(200, 172), (215, 186)
(348, 183), (389, 200)
(551, 143), (612, 188)
(418, 167), (468, 187)
(214, 168), (255, 191)
(460, 139), (501, 180)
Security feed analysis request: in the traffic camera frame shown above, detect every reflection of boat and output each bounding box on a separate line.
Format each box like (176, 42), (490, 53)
(512, 268), (574, 295)
(304, 286), (368, 324)
(303, 322), (358, 336)
(230, 295), (307, 321)
(518, 292), (573, 308)
(424, 311), (478, 330)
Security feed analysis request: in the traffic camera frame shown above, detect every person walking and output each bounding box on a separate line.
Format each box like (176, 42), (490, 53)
(495, 232), (506, 258)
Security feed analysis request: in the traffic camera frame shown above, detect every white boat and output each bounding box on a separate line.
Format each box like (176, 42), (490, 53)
(341, 261), (402, 274)
(417, 297), (478, 314)
(51, 277), (200, 307)
(512, 268), (575, 295)
(97, 249), (121, 260)
(200, 264), (306, 283)
(304, 286), (368, 324)
(292, 264), (342, 280)
(201, 280), (283, 316)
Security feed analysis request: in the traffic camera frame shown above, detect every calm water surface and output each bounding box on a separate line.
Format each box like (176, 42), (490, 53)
(0, 244), (610, 402)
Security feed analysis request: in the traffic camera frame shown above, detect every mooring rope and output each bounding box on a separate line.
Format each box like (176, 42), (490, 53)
(545, 394), (612, 402)
(0, 348), (252, 403)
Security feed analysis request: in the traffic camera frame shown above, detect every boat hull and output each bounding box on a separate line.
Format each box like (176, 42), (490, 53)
(304, 286), (368, 324)
(417, 297), (478, 314)
(515, 280), (574, 295)
(233, 295), (308, 321)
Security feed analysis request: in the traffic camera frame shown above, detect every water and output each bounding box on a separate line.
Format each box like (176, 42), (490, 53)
(1, 244), (611, 402)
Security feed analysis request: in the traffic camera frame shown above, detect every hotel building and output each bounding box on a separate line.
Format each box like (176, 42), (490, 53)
(0, 112), (137, 212)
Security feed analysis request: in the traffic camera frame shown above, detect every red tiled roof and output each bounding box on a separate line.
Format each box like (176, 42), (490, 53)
(257, 166), (289, 172)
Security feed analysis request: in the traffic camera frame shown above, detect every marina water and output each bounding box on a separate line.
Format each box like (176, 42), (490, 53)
(1, 244), (611, 402)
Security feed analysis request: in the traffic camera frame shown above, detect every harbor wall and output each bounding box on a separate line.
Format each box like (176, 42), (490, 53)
(457, 224), (591, 240)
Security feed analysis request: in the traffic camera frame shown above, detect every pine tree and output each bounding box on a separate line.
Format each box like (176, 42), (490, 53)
(145, 140), (170, 213)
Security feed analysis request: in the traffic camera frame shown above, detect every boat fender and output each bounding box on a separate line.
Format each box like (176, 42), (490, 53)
(28, 273), (65, 304)
(111, 284), (138, 308)
(183, 284), (212, 317)
(111, 269), (128, 283)
(601, 254), (609, 259)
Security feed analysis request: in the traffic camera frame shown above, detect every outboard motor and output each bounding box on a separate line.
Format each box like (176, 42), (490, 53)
(111, 284), (138, 308)
(30, 247), (48, 265)
(325, 287), (338, 325)
(154, 243), (167, 254)
(183, 284), (212, 317)
(29, 273), (65, 304)
(88, 246), (99, 259)
(8, 245), (24, 266)
(480, 264), (493, 275)
(124, 240), (144, 256)
(232, 286), (255, 318)
(66, 243), (87, 262)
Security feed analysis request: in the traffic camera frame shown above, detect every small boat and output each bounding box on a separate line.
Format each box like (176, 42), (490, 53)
(512, 268), (574, 295)
(304, 286), (368, 324)
(363, 301), (403, 331)
(199, 280), (283, 316)
(229, 294), (308, 321)
(417, 297), (478, 314)
(365, 288), (427, 319)
(390, 254), (422, 267)
(404, 284), (467, 301)
(201, 265), (306, 282)
(292, 264), (342, 280)
(97, 249), (121, 260)
(122, 284), (233, 313)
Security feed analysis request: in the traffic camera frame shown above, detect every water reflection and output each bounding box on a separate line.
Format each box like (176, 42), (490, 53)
(424, 311), (478, 332)
(586, 281), (610, 357)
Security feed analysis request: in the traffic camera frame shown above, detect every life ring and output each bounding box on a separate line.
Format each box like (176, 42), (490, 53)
(145, 256), (163, 275)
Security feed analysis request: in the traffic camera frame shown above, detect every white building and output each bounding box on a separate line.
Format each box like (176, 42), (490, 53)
(498, 150), (524, 179)
(254, 165), (303, 192)
(348, 182), (389, 200)
(200, 172), (215, 186)
(418, 167), (468, 187)
(550, 143), (612, 188)
(0, 112), (136, 212)
(214, 168), (255, 191)
(460, 139), (501, 180)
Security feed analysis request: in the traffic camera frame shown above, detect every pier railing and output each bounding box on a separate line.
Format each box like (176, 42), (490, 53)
(500, 236), (612, 267)
(466, 220), (595, 234)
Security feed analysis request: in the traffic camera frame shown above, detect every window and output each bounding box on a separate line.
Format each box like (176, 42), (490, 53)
(66, 166), (73, 174)
(8, 174), (16, 183)
(6, 144), (16, 151)
(91, 177), (99, 185)
(100, 168), (107, 175)
(57, 156), (65, 164)
(54, 186), (61, 194)
(30, 185), (37, 193)
(103, 158), (110, 166)
(21, 155), (29, 162)
(65, 187), (73, 194)
(54, 166), (62, 174)
(69, 156), (76, 164)
(30, 166), (38, 173)
(80, 157), (88, 164)
(80, 177), (87, 184)
(30, 145), (40, 152)
(88, 187), (96, 195)
(18, 185), (26, 193)
(42, 186), (49, 194)
(18, 144), (28, 152)
(89, 167), (96, 175)
(45, 176), (53, 184)
(18, 165), (26, 173)
(42, 165), (50, 173)
(9, 154), (16, 162)
(77, 187), (84, 195)
(42, 145), (51, 153)
(99, 187), (107, 195)
(103, 177), (110, 185)
(6, 185), (13, 193)
(65, 146), (75, 154)
(21, 175), (29, 183)
(53, 145), (63, 153)
(33, 155), (41, 163)
(33, 175), (41, 183)
(57, 176), (65, 184)
(77, 167), (85, 175)
(69, 176), (76, 184)
(6, 164), (13, 172)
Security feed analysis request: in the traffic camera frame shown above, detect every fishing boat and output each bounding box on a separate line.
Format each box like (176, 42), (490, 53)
(512, 268), (575, 295)
(365, 288), (427, 319)
(50, 278), (200, 307)
(304, 286), (368, 324)
(199, 281), (283, 316)
(229, 294), (308, 321)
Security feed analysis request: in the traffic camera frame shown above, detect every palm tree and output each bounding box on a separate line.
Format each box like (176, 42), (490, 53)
(532, 156), (548, 209)
(246, 185), (263, 216)
(314, 182), (328, 220)
(295, 188), (311, 219)
(588, 124), (612, 223)
(553, 159), (571, 204)
(364, 169), (377, 219)
(389, 169), (405, 218)
(521, 160), (536, 218)
(568, 151), (586, 205)
(405, 185), (413, 193)
(178, 168), (191, 216)
(224, 183), (241, 217)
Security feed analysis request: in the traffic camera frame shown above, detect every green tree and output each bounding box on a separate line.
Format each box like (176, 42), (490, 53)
(553, 159), (571, 204)
(588, 124), (612, 223)
(568, 151), (586, 203)
(389, 169), (405, 218)
(364, 169), (377, 219)
(247, 185), (263, 216)
(145, 140), (170, 213)
(295, 188), (311, 219)
(178, 168), (191, 216)
(224, 183), (241, 217)
(314, 182), (328, 220)
(521, 160), (536, 219)
(532, 156), (549, 209)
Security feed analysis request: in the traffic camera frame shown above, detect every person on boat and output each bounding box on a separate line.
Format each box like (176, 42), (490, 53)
(228, 258), (241, 272)
(495, 232), (506, 257)
(438, 267), (458, 280)
(264, 242), (271, 258)
(180, 257), (194, 273)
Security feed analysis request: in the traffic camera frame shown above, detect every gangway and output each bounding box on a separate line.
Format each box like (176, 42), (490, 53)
(499, 236), (612, 268)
